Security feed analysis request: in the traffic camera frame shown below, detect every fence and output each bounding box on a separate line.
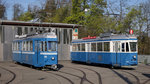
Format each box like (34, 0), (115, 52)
(138, 55), (150, 64)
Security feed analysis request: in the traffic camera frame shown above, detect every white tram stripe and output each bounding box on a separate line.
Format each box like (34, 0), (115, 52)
(13, 51), (21, 53)
(22, 52), (35, 54)
(40, 53), (57, 55)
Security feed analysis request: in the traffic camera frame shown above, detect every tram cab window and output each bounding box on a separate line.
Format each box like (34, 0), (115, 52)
(130, 42), (137, 52)
(122, 43), (125, 52)
(48, 41), (56, 51)
(91, 43), (96, 51)
(97, 42), (102, 51)
(126, 42), (129, 52)
(81, 44), (85, 51)
(104, 42), (110, 51)
(41, 41), (47, 51)
(40, 42), (43, 51)
(45, 41), (47, 51)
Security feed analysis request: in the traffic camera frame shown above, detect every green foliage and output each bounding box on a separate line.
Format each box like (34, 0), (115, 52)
(18, 12), (33, 21)
(64, 12), (85, 24)
(138, 36), (150, 55)
(53, 6), (71, 23)
(122, 8), (140, 32)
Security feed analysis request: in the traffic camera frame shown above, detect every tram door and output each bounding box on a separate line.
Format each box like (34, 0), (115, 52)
(114, 41), (121, 66)
(35, 41), (40, 65)
(86, 43), (91, 63)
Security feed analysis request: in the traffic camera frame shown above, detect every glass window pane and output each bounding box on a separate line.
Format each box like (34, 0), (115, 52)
(72, 44), (77, 51)
(28, 41), (30, 51)
(41, 41), (43, 51)
(45, 41), (47, 51)
(77, 44), (80, 51)
(126, 42), (129, 52)
(122, 43), (125, 52)
(51, 42), (56, 51)
(48, 41), (56, 51)
(130, 42), (137, 52)
(81, 44), (85, 51)
(30, 41), (33, 51)
(97, 42), (102, 51)
(104, 42), (110, 51)
(91, 43), (96, 51)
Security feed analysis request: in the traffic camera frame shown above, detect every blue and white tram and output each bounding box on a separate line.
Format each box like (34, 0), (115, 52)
(12, 33), (58, 69)
(71, 34), (138, 67)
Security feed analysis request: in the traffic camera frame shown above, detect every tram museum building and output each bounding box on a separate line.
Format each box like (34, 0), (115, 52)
(0, 20), (80, 61)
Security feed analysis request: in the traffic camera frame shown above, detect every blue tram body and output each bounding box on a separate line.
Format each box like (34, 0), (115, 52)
(71, 34), (138, 67)
(12, 33), (58, 69)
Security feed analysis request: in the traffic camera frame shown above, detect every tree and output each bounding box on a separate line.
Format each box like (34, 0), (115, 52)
(13, 3), (24, 20)
(18, 12), (33, 21)
(43, 0), (57, 22)
(0, 0), (6, 19)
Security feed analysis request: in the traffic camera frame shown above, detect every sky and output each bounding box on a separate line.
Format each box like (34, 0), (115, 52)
(5, 0), (147, 20)
(5, 0), (46, 20)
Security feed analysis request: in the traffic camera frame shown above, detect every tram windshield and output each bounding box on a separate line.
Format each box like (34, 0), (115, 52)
(130, 42), (137, 52)
(48, 41), (56, 51)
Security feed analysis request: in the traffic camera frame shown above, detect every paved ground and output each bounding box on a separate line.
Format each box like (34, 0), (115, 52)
(0, 61), (150, 84)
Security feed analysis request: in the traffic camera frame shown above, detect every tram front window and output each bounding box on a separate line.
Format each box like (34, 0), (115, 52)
(130, 42), (137, 52)
(48, 41), (56, 51)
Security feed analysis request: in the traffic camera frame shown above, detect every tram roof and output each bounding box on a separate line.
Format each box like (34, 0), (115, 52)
(0, 20), (81, 28)
(13, 32), (57, 41)
(72, 34), (137, 43)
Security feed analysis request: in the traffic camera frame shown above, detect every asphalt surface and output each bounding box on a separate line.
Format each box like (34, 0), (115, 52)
(0, 61), (150, 84)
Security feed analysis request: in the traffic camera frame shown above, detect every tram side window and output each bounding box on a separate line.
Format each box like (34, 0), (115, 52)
(122, 43), (125, 52)
(97, 42), (102, 51)
(104, 42), (110, 51)
(81, 44), (85, 51)
(77, 44), (81, 51)
(48, 41), (56, 51)
(13, 42), (16, 51)
(91, 43), (96, 51)
(25, 41), (28, 51)
(30, 41), (33, 51)
(126, 42), (129, 52)
(72, 44), (77, 51)
(23, 42), (25, 51)
(27, 41), (29, 51)
(17, 42), (20, 51)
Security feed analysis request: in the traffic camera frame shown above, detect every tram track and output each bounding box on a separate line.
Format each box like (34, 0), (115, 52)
(0, 66), (16, 84)
(65, 66), (101, 84)
(45, 71), (74, 84)
(131, 69), (150, 84)
(122, 70), (140, 84)
(111, 69), (141, 84)
(125, 69), (150, 84)
(80, 67), (102, 84)
(37, 68), (73, 84)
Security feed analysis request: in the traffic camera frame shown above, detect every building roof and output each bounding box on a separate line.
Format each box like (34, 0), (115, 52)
(0, 20), (81, 28)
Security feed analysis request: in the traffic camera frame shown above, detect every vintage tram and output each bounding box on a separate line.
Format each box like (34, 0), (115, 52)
(71, 33), (138, 68)
(12, 33), (58, 70)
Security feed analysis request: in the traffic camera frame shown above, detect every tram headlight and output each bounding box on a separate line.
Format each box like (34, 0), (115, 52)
(51, 57), (55, 60)
(133, 55), (136, 59)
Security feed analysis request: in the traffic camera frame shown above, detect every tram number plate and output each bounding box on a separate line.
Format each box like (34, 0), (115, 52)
(98, 55), (102, 61)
